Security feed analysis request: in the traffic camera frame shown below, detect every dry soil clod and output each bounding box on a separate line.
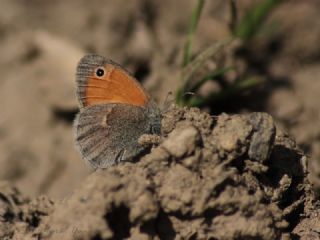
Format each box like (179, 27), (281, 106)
(0, 106), (317, 240)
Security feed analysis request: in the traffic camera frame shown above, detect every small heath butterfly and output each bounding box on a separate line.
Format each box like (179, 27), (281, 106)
(73, 54), (161, 168)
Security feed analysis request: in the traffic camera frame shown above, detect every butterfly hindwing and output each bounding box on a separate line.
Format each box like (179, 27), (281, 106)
(74, 103), (151, 168)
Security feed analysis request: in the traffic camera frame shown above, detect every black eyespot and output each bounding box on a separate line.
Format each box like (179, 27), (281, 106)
(96, 68), (105, 77)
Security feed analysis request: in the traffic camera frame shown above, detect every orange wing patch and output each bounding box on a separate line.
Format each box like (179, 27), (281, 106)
(82, 64), (149, 107)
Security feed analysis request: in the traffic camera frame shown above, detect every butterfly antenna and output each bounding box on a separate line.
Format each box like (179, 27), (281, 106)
(183, 92), (195, 97)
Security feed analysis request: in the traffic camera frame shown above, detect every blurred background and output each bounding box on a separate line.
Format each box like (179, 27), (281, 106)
(0, 0), (320, 199)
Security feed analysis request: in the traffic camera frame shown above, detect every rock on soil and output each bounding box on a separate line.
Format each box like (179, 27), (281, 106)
(0, 106), (318, 239)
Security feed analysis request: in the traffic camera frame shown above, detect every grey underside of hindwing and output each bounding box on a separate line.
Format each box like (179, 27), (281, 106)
(74, 104), (152, 168)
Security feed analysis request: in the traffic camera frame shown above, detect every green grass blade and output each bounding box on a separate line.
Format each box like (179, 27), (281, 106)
(183, 0), (205, 67)
(187, 77), (264, 107)
(177, 38), (234, 105)
(190, 66), (234, 92)
(229, 0), (238, 32)
(234, 0), (283, 40)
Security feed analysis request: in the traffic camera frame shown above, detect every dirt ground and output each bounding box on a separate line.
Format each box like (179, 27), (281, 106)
(1, 0), (320, 239)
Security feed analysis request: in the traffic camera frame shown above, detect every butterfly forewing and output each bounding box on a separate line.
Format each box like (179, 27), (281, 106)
(76, 54), (149, 108)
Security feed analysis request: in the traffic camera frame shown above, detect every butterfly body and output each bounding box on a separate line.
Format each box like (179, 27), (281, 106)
(74, 54), (161, 168)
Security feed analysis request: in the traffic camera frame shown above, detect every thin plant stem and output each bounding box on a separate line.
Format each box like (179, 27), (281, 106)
(187, 77), (263, 107)
(177, 37), (234, 105)
(183, 0), (205, 67)
(229, 0), (238, 32)
(190, 66), (234, 92)
(234, 0), (283, 40)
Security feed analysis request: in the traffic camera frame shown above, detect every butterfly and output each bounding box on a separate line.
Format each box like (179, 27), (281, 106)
(73, 54), (161, 168)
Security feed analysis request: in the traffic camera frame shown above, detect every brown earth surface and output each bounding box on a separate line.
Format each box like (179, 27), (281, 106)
(0, 106), (317, 239)
(1, 0), (320, 239)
